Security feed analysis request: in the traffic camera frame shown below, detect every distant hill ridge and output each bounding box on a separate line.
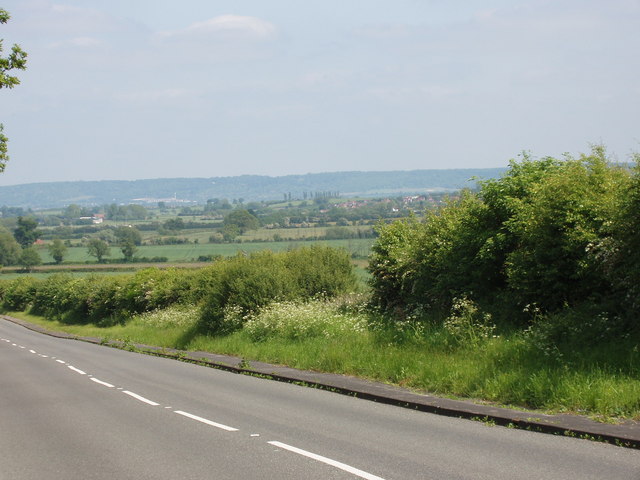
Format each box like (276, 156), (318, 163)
(0, 168), (506, 208)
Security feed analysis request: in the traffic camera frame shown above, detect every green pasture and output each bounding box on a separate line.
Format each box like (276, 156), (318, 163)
(35, 238), (373, 264)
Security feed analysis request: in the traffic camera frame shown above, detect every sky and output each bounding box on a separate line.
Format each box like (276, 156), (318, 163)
(0, 0), (639, 186)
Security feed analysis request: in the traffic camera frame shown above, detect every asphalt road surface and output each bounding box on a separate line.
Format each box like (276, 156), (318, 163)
(1, 319), (639, 480)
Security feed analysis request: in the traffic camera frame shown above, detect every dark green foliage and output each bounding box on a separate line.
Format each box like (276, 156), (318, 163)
(13, 216), (39, 248)
(115, 226), (141, 261)
(369, 147), (636, 327)
(223, 209), (260, 233)
(0, 225), (20, 265)
(598, 157), (640, 317)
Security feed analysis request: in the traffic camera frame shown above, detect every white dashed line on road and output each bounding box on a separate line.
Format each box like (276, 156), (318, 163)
(268, 441), (386, 480)
(2, 331), (386, 480)
(90, 378), (115, 388)
(122, 390), (160, 406)
(174, 410), (238, 432)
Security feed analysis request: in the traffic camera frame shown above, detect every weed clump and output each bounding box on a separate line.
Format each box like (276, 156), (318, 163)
(243, 298), (367, 342)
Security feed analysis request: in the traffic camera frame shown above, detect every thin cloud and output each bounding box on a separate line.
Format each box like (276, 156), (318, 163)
(112, 88), (194, 103)
(159, 14), (276, 41)
(47, 36), (104, 49)
(365, 85), (458, 103)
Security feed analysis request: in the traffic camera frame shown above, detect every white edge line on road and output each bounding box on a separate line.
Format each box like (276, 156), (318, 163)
(268, 441), (386, 480)
(90, 378), (115, 388)
(122, 390), (160, 406)
(67, 365), (86, 375)
(174, 410), (238, 432)
(29, 349), (36, 353)
(55, 359), (66, 364)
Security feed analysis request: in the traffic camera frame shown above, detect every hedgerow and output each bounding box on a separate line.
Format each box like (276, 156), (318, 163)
(369, 146), (639, 333)
(0, 245), (358, 333)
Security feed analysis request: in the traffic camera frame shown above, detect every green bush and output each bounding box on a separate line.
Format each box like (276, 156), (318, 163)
(83, 275), (129, 323)
(199, 246), (358, 334)
(117, 268), (194, 314)
(369, 146), (634, 331)
(368, 215), (424, 313)
(1, 276), (41, 311)
(284, 245), (357, 298)
(30, 273), (74, 318)
(504, 150), (629, 310)
(600, 158), (640, 319)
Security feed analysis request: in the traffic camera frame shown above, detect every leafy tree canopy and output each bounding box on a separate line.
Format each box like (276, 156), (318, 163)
(1, 8), (28, 172)
(48, 238), (67, 264)
(223, 209), (260, 234)
(14, 216), (39, 248)
(114, 226), (142, 246)
(86, 238), (110, 263)
(0, 224), (20, 265)
(19, 246), (41, 271)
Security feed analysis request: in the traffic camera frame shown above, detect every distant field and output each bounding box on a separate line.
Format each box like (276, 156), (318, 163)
(35, 238), (373, 264)
(0, 271), (128, 280)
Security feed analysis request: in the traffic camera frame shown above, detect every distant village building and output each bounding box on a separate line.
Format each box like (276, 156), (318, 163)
(402, 195), (426, 204)
(333, 200), (369, 209)
(79, 214), (105, 224)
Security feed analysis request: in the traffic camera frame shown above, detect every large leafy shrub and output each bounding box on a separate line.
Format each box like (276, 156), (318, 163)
(369, 147), (634, 325)
(504, 150), (629, 310)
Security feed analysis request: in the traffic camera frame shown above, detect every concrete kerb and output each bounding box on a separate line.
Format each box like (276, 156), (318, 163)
(3, 314), (639, 449)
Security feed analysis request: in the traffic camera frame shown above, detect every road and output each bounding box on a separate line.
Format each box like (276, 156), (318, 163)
(1, 319), (639, 480)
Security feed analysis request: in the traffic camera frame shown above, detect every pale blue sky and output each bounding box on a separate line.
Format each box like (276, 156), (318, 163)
(1, 0), (638, 185)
